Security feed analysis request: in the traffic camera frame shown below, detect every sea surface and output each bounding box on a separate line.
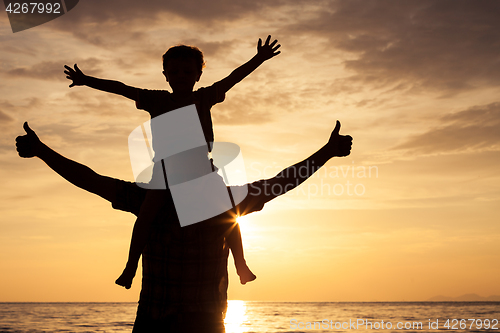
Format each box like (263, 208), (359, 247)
(0, 301), (499, 332)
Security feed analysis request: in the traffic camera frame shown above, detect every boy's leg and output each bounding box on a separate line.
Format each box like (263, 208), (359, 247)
(116, 189), (166, 289)
(227, 223), (256, 284)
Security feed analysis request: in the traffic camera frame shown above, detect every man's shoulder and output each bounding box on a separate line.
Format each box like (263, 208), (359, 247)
(111, 179), (147, 216)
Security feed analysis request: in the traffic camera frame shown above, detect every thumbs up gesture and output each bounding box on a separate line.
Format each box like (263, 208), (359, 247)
(16, 122), (43, 158)
(327, 120), (353, 157)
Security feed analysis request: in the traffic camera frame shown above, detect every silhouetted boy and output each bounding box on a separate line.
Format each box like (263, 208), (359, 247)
(64, 35), (281, 288)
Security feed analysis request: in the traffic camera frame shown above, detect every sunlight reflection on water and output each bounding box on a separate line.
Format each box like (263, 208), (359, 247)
(224, 300), (249, 333)
(0, 301), (499, 332)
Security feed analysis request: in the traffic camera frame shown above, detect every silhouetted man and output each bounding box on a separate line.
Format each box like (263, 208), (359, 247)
(16, 120), (352, 332)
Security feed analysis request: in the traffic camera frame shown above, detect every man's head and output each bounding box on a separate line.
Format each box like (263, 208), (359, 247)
(162, 45), (205, 93)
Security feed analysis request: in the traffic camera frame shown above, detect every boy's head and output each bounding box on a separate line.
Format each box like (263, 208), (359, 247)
(162, 45), (205, 93)
(163, 45), (205, 73)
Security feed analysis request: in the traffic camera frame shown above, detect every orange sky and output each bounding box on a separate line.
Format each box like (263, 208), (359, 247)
(1, 0), (499, 302)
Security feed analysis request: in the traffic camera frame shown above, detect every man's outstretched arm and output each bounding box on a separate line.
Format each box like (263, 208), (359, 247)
(237, 121), (352, 215)
(16, 122), (116, 203)
(266, 120), (352, 195)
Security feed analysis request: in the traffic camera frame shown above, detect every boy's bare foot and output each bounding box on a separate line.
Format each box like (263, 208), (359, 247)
(115, 263), (137, 289)
(237, 265), (257, 285)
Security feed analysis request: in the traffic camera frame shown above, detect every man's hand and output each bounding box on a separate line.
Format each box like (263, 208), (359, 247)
(64, 64), (87, 88)
(257, 35), (281, 61)
(327, 121), (353, 157)
(16, 122), (43, 158)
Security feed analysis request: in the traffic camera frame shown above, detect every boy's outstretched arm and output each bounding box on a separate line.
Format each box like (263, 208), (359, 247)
(16, 122), (116, 203)
(64, 64), (139, 101)
(216, 35), (281, 94)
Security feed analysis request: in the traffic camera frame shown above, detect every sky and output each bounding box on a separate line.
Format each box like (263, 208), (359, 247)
(0, 0), (499, 302)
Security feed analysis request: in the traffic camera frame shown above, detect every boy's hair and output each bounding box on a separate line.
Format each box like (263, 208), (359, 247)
(162, 45), (205, 73)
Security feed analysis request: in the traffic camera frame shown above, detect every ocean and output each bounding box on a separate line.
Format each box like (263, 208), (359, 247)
(0, 301), (499, 332)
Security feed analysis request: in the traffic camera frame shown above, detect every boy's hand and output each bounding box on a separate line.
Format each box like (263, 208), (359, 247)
(64, 64), (87, 87)
(257, 35), (281, 61)
(327, 121), (353, 157)
(16, 122), (44, 158)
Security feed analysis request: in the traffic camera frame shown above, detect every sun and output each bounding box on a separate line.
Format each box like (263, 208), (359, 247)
(235, 215), (251, 233)
(233, 214), (259, 248)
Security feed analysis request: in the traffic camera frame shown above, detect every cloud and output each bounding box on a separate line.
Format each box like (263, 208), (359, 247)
(0, 109), (14, 123)
(284, 0), (500, 96)
(212, 94), (274, 125)
(64, 90), (136, 117)
(0, 98), (43, 113)
(0, 108), (15, 154)
(0, 95), (137, 152)
(179, 38), (239, 61)
(212, 79), (325, 125)
(5, 58), (104, 81)
(63, 0), (268, 24)
(394, 102), (500, 154)
(45, 0), (286, 45)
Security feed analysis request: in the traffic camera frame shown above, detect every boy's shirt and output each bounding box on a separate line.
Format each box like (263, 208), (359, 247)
(135, 82), (225, 147)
